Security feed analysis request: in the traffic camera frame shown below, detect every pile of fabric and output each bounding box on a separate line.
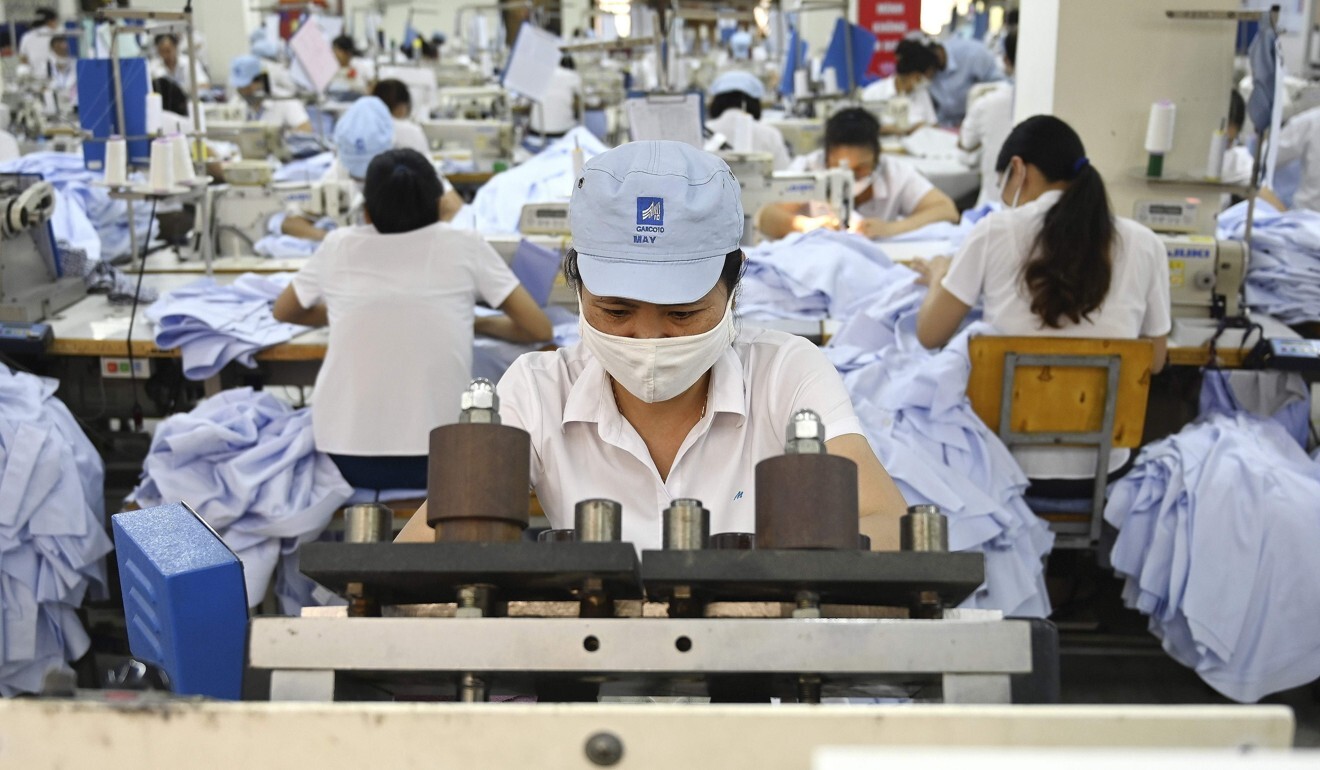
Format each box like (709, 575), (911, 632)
(1105, 408), (1320, 702)
(0, 151), (156, 264)
(825, 277), (1053, 617)
(739, 230), (909, 323)
(1218, 199), (1320, 325)
(146, 272), (308, 380)
(455, 127), (609, 234)
(130, 388), (353, 614)
(0, 367), (112, 696)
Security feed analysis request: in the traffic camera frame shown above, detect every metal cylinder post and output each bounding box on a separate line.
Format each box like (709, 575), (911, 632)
(710, 532), (756, 550)
(662, 499), (710, 550)
(343, 503), (393, 543)
(574, 499), (623, 543)
(900, 504), (949, 552)
(538, 528), (576, 543)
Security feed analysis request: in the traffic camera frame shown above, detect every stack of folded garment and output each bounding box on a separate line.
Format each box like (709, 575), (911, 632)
(131, 388), (353, 614)
(0, 367), (112, 696)
(1218, 199), (1320, 324)
(1105, 411), (1320, 702)
(146, 273), (308, 380)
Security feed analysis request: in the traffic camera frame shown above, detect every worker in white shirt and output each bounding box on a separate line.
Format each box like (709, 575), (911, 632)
(46, 36), (77, 110)
(19, 8), (59, 79)
(959, 31), (1015, 208)
(151, 33), (211, 96)
(398, 140), (907, 548)
(706, 71), (791, 170)
(760, 107), (958, 240)
(527, 55), (582, 142)
(1260, 105), (1320, 213)
(229, 54), (312, 133)
(861, 39), (940, 136)
(273, 146), (552, 491)
(330, 35), (376, 95)
(372, 78), (429, 156)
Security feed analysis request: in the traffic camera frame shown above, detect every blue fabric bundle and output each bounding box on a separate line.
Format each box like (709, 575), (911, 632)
(825, 275), (1053, 617)
(130, 388), (353, 614)
(740, 230), (907, 322)
(1105, 411), (1320, 702)
(146, 273), (308, 380)
(1218, 199), (1320, 324)
(0, 367), (112, 696)
(0, 151), (156, 264)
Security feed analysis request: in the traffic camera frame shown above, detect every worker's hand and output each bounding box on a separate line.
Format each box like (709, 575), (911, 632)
(848, 217), (905, 240)
(912, 254), (952, 286)
(793, 214), (841, 233)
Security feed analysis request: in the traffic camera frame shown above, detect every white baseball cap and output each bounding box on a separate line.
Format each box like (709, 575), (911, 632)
(569, 141), (744, 305)
(710, 70), (765, 100)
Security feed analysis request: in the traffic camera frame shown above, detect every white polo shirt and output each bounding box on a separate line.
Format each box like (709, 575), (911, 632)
(529, 67), (582, 135)
(960, 83), (1014, 207)
(941, 189), (1172, 479)
(706, 108), (792, 170)
(292, 222), (520, 455)
(860, 77), (939, 130)
(254, 98), (310, 131)
(791, 150), (935, 223)
(497, 327), (864, 549)
(392, 118), (431, 156)
(1275, 106), (1320, 213)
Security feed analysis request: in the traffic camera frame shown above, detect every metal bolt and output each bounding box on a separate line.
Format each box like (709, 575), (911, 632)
(797, 675), (823, 704)
(663, 498), (710, 550)
(455, 584), (494, 618)
(459, 378), (500, 424)
(458, 672), (488, 703)
(584, 732), (625, 766)
(792, 589), (822, 619)
(785, 409), (825, 454)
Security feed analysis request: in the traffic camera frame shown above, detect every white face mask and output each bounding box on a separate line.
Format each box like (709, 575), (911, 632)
(998, 164), (1022, 208)
(852, 174), (872, 202)
(579, 299), (735, 404)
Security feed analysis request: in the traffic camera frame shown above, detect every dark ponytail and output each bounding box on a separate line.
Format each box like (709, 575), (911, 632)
(996, 115), (1114, 329)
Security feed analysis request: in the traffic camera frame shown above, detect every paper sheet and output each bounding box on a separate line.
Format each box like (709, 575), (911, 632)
(626, 92), (703, 147)
(502, 22), (562, 103)
(289, 18), (339, 94)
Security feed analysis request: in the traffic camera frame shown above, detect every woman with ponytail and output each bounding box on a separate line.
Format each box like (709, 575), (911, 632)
(915, 115), (1170, 482)
(273, 148), (552, 490)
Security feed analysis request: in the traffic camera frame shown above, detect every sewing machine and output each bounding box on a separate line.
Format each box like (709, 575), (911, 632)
(433, 86), (508, 121)
(765, 116), (823, 158)
(862, 96), (913, 134)
(421, 120), (512, 171)
(211, 179), (354, 256)
(1163, 235), (1246, 319)
(0, 174), (86, 323)
(722, 151), (854, 245)
(206, 121), (286, 162)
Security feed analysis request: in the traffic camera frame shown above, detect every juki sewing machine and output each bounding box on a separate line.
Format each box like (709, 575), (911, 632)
(236, 381), (1056, 705)
(0, 174), (86, 323)
(722, 151), (854, 245)
(206, 121), (288, 162)
(211, 175), (355, 256)
(420, 119), (513, 171)
(1163, 235), (1246, 319)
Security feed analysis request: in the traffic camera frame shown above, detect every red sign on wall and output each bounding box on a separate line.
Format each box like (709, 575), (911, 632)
(858, 1), (921, 79)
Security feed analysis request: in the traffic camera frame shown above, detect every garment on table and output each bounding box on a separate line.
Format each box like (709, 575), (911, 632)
(1105, 411), (1320, 702)
(0, 151), (156, 264)
(272, 151), (336, 183)
(739, 229), (912, 322)
(960, 83), (1013, 208)
(790, 150), (935, 224)
(130, 388), (353, 614)
(826, 286), (1052, 617)
(927, 36), (1004, 126)
(251, 98), (310, 133)
(146, 273), (308, 380)
(941, 190), (1172, 479)
(1218, 198), (1320, 325)
(498, 328), (864, 550)
(0, 366), (111, 696)
(706, 109), (791, 170)
(60, 242), (158, 305)
(1199, 369), (1310, 449)
(462, 127), (609, 234)
(289, 222), (520, 456)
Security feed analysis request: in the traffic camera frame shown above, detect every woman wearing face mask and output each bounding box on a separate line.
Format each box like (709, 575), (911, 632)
(229, 54), (312, 133)
(759, 108), (958, 241)
(861, 40), (939, 136)
(914, 115), (1170, 487)
(399, 141), (908, 549)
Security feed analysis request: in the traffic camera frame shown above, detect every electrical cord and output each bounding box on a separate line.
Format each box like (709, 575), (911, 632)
(124, 197), (158, 432)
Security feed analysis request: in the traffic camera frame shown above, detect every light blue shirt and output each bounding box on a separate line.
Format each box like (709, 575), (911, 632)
(927, 37), (1004, 126)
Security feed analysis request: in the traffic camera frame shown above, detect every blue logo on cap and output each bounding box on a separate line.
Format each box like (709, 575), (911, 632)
(637, 197), (664, 226)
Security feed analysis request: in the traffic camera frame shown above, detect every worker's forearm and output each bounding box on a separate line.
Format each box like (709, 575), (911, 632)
(280, 303), (328, 327)
(891, 201), (959, 236)
(280, 215), (328, 242)
(475, 314), (549, 344)
(756, 205), (798, 240)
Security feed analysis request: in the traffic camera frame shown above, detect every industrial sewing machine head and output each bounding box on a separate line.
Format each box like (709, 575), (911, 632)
(420, 119), (513, 172)
(206, 121), (288, 162)
(1163, 235), (1246, 319)
(241, 380), (1049, 706)
(0, 174), (86, 323)
(723, 151), (854, 245)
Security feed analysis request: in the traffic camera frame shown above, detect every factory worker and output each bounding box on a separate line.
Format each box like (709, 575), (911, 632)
(330, 35), (376, 95)
(273, 148), (552, 490)
(46, 36), (77, 109)
(230, 55), (312, 133)
(19, 8), (59, 79)
(250, 32), (301, 99)
(914, 115), (1170, 489)
(151, 33), (211, 95)
(398, 141), (909, 549)
(861, 39), (939, 136)
(760, 108), (958, 240)
(706, 71), (791, 170)
(921, 37), (1004, 127)
(372, 78), (430, 156)
(1263, 105), (1320, 213)
(959, 31), (1016, 207)
(528, 55), (582, 142)
(280, 96), (463, 242)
